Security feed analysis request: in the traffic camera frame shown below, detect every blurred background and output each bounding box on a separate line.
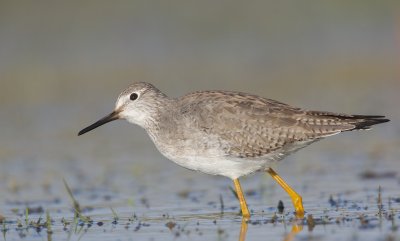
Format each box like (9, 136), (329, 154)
(0, 2), (399, 239)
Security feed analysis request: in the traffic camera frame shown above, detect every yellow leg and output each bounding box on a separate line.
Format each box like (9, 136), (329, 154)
(284, 223), (303, 241)
(267, 168), (304, 218)
(238, 218), (248, 241)
(233, 179), (250, 219)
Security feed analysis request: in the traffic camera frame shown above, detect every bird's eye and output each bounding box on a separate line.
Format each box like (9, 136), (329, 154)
(130, 93), (138, 101)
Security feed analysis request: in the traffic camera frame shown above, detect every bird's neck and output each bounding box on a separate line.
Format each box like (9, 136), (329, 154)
(142, 97), (177, 130)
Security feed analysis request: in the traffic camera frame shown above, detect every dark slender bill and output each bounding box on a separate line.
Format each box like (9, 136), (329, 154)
(78, 111), (119, 136)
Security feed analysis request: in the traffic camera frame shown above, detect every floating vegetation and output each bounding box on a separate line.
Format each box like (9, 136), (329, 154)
(306, 214), (315, 231)
(165, 221), (176, 230)
(110, 206), (119, 223)
(46, 210), (52, 234)
(63, 179), (81, 216)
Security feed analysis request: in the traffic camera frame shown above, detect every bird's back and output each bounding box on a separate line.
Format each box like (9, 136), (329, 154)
(176, 90), (389, 160)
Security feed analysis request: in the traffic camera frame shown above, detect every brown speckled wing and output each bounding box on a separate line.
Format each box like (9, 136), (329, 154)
(179, 91), (308, 158)
(179, 91), (388, 159)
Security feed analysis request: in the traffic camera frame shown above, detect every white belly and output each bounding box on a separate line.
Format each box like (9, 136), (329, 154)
(166, 155), (271, 180)
(148, 129), (317, 180)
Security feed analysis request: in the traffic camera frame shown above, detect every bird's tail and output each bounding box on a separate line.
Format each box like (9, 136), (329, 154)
(348, 115), (390, 130)
(306, 111), (390, 132)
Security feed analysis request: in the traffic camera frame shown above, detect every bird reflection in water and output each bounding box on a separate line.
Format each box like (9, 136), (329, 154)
(238, 217), (303, 241)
